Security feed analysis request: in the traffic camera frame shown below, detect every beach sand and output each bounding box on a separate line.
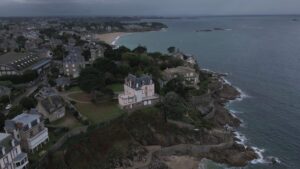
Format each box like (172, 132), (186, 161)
(95, 32), (128, 45)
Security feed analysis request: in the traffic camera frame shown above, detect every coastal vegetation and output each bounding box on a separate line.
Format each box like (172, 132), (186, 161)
(38, 44), (257, 169)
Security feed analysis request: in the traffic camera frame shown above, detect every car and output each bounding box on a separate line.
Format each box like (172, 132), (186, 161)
(5, 104), (12, 110)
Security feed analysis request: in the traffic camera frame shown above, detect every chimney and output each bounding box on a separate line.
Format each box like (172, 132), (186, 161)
(11, 140), (15, 147)
(1, 147), (5, 155)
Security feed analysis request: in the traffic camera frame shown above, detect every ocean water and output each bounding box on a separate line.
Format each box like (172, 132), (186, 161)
(116, 16), (300, 169)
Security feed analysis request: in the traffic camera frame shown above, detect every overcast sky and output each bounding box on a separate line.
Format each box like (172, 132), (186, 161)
(0, 0), (299, 16)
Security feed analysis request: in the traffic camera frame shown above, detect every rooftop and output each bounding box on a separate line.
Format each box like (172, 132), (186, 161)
(41, 95), (64, 114)
(0, 52), (45, 71)
(12, 113), (41, 125)
(125, 74), (153, 90)
(0, 133), (10, 142)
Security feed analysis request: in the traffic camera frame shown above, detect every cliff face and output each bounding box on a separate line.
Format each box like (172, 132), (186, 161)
(41, 71), (257, 169)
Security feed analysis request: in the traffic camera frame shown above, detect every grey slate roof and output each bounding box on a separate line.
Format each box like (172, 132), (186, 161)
(0, 52), (50, 72)
(55, 77), (71, 86)
(63, 47), (84, 64)
(125, 74), (153, 90)
(12, 113), (40, 125)
(40, 95), (64, 114)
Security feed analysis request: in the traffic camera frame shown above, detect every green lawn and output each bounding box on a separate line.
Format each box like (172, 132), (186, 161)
(68, 92), (91, 102)
(107, 83), (124, 93)
(51, 113), (83, 129)
(67, 86), (82, 92)
(75, 101), (124, 124)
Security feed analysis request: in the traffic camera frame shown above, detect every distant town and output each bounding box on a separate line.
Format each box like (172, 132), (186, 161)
(0, 17), (257, 169)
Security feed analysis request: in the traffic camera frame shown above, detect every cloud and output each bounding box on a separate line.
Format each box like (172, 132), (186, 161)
(0, 0), (299, 16)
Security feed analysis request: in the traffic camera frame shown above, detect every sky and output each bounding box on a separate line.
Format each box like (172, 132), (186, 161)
(0, 0), (299, 16)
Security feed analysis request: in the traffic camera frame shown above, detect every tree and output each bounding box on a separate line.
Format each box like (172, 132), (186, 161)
(40, 28), (58, 38)
(50, 67), (60, 78)
(162, 78), (187, 98)
(167, 46), (176, 53)
(7, 105), (24, 119)
(162, 92), (187, 120)
(93, 58), (117, 74)
(16, 36), (27, 49)
(20, 97), (37, 110)
(52, 45), (68, 60)
(118, 46), (131, 53)
(0, 113), (6, 131)
(133, 46), (147, 54)
(78, 67), (105, 93)
(82, 49), (91, 61)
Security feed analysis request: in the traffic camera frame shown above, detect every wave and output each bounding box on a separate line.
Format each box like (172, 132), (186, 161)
(111, 36), (120, 46)
(234, 131), (248, 145)
(220, 77), (250, 102)
(251, 147), (267, 164)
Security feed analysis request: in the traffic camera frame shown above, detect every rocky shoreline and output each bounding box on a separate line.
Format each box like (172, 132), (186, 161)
(129, 71), (258, 169)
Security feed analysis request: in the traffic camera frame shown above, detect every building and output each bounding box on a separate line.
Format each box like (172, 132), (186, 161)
(0, 52), (51, 76)
(0, 86), (11, 98)
(163, 66), (199, 87)
(118, 74), (159, 109)
(0, 133), (28, 169)
(37, 95), (65, 122)
(4, 111), (49, 152)
(90, 44), (104, 62)
(35, 87), (66, 122)
(63, 47), (85, 78)
(55, 76), (71, 90)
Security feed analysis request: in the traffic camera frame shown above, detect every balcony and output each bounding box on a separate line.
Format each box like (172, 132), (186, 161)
(27, 128), (49, 150)
(13, 152), (28, 169)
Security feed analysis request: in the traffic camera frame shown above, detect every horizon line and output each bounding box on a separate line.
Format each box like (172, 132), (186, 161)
(0, 14), (300, 18)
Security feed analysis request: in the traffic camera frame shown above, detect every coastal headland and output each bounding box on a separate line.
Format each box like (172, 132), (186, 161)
(38, 43), (259, 169)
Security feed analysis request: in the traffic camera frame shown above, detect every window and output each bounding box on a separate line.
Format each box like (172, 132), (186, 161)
(31, 119), (38, 127)
(23, 125), (29, 131)
(39, 125), (43, 132)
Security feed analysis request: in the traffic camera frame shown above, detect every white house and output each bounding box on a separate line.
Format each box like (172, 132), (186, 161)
(118, 74), (159, 109)
(0, 133), (28, 169)
(4, 111), (49, 152)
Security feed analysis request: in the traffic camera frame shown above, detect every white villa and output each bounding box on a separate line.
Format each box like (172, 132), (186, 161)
(4, 111), (49, 152)
(118, 74), (159, 109)
(0, 133), (28, 169)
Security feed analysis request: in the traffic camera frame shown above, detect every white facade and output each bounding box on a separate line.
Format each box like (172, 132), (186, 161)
(5, 113), (49, 152)
(0, 133), (28, 169)
(118, 74), (159, 109)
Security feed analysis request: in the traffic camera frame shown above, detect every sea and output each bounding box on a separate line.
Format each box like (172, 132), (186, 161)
(116, 16), (300, 169)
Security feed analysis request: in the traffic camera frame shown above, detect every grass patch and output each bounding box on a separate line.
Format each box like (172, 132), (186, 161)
(50, 113), (83, 129)
(75, 101), (124, 124)
(107, 83), (124, 93)
(68, 92), (91, 102)
(66, 86), (82, 92)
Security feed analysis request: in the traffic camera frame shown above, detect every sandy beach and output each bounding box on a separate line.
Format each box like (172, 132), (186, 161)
(95, 32), (128, 45)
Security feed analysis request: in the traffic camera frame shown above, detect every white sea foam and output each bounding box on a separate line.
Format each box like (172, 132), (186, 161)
(111, 36), (120, 45)
(221, 77), (250, 101)
(251, 147), (267, 164)
(235, 87), (250, 101)
(234, 131), (248, 145)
